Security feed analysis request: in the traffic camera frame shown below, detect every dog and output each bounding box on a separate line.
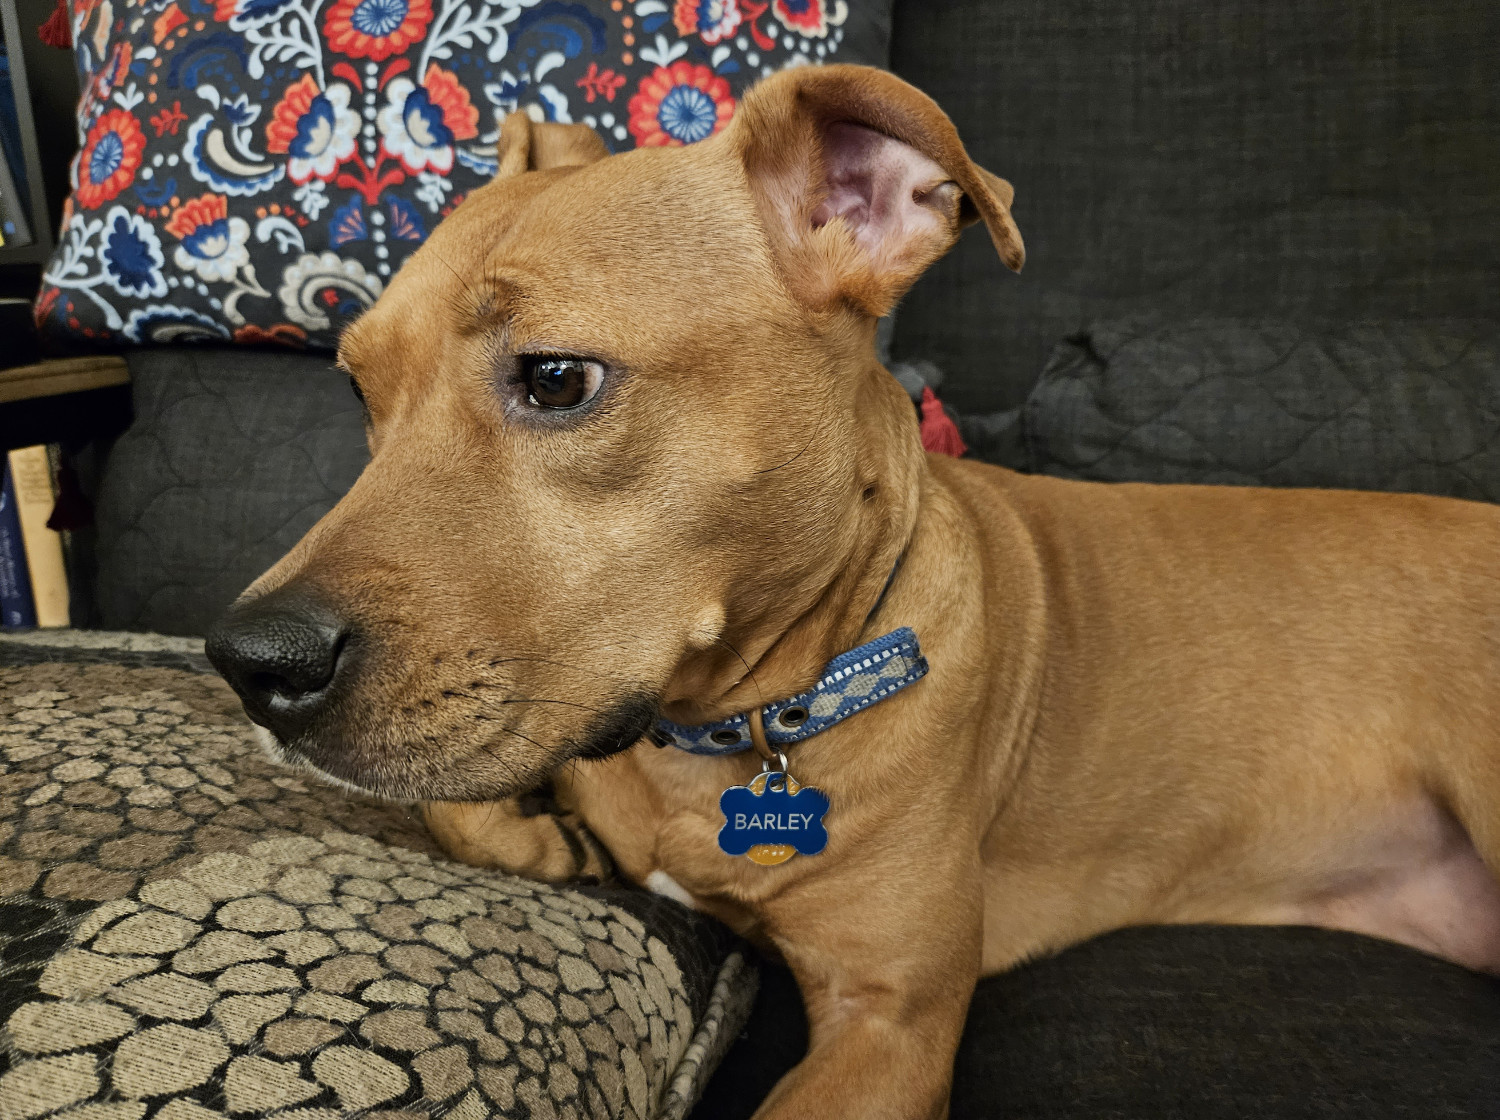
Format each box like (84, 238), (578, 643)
(207, 63), (1500, 1120)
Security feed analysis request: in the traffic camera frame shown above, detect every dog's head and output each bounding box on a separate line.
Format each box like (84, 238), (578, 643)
(206, 65), (1021, 801)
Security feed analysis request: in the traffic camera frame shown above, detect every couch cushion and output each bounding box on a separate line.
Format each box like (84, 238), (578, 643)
(951, 925), (1500, 1119)
(1024, 318), (1500, 499)
(693, 927), (1500, 1120)
(36, 0), (892, 349)
(888, 0), (1500, 415)
(93, 348), (368, 636)
(0, 629), (755, 1120)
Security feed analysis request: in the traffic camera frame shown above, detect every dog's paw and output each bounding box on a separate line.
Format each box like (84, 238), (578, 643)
(420, 799), (613, 883)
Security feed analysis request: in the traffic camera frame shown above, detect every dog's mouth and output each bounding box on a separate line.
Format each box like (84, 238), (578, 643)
(567, 693), (661, 760)
(250, 690), (661, 802)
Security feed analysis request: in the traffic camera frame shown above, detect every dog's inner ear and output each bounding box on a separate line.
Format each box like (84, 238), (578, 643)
(496, 111), (609, 179)
(734, 66), (1023, 318)
(810, 121), (966, 295)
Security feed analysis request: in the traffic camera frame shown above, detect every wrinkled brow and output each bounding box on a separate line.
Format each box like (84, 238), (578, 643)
(462, 274), (525, 331)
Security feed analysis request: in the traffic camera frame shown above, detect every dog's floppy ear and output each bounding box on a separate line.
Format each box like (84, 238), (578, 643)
(730, 64), (1023, 316)
(496, 110), (610, 179)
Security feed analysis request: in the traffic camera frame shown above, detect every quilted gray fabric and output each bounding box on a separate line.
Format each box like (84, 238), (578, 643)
(949, 925), (1500, 1120)
(888, 0), (1500, 416)
(695, 927), (1500, 1120)
(1024, 319), (1500, 499)
(94, 350), (369, 636)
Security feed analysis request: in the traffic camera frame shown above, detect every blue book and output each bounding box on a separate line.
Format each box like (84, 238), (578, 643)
(0, 461), (37, 629)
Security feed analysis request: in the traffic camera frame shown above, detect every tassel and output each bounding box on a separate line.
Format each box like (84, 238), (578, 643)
(919, 386), (967, 458)
(45, 462), (94, 532)
(38, 0), (70, 46)
(38, 0), (71, 47)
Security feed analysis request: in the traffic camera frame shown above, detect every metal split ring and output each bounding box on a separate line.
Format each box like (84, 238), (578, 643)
(759, 748), (790, 776)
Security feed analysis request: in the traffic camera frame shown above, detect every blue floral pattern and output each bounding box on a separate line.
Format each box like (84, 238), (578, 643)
(101, 208), (167, 298)
(38, 0), (886, 348)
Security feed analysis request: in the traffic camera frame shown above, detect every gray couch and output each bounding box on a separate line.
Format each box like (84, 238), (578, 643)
(57, 0), (1500, 1114)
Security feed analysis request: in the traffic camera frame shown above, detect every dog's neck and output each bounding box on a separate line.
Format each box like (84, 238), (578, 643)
(660, 357), (924, 724)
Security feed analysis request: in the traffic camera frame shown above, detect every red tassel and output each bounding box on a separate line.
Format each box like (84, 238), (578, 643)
(38, 0), (71, 47)
(45, 462), (94, 532)
(919, 386), (967, 458)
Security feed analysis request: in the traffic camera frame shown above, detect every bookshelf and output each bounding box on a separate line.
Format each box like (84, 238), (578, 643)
(0, 0), (53, 267)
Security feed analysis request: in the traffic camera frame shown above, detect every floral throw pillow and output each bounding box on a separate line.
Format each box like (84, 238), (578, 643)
(35, 0), (891, 350)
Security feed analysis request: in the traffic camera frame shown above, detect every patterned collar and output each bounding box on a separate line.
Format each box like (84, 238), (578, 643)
(653, 628), (929, 756)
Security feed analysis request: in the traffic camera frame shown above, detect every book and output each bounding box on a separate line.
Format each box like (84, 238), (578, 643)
(0, 461), (36, 628)
(7, 445), (69, 627)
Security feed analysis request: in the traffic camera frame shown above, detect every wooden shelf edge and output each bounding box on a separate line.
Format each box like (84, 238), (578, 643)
(0, 356), (131, 405)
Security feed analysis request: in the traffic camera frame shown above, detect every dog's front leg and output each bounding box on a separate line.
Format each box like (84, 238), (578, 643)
(420, 795), (612, 883)
(752, 847), (982, 1120)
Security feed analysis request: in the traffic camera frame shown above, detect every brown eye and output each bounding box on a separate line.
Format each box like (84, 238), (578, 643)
(522, 356), (604, 409)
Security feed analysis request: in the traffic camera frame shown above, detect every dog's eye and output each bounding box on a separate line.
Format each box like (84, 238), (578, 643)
(348, 376), (366, 406)
(522, 356), (604, 410)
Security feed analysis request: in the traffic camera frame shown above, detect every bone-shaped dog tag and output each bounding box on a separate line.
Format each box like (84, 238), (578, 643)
(718, 771), (830, 865)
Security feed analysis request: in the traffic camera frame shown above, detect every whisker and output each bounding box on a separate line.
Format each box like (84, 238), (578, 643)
(481, 653), (640, 686)
(474, 734), (529, 799)
(427, 248), (480, 305)
(494, 697), (609, 714)
(713, 634), (766, 710)
(473, 714), (550, 754)
(754, 432), (816, 475)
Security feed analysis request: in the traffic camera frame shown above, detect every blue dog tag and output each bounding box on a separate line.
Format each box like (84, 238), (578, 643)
(718, 771), (830, 863)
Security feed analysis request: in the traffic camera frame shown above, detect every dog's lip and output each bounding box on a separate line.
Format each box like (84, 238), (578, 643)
(250, 719), (648, 803)
(270, 737), (531, 802)
(250, 725), (396, 800)
(565, 691), (661, 762)
(246, 690), (661, 801)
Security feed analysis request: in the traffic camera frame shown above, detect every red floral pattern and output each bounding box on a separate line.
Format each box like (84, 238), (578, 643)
(324, 0), (433, 61)
(576, 62), (627, 103)
(627, 61), (734, 147)
(149, 101), (188, 137)
(234, 323), (309, 346)
(421, 64), (479, 140)
(92, 42), (132, 102)
(265, 74), (320, 155)
(165, 193), (228, 240)
(74, 108), (146, 209)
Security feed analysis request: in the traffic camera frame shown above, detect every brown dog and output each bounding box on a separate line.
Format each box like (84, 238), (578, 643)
(207, 64), (1500, 1119)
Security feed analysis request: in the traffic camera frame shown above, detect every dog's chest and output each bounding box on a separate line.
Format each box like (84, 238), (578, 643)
(643, 869), (697, 908)
(634, 824), (781, 942)
(576, 770), (783, 934)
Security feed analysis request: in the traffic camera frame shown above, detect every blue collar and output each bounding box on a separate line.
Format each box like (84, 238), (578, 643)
(653, 627), (929, 756)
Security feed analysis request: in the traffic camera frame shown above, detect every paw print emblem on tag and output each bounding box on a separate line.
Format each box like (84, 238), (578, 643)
(718, 771), (830, 865)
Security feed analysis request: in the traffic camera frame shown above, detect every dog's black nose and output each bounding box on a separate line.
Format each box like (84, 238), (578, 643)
(206, 587), (351, 741)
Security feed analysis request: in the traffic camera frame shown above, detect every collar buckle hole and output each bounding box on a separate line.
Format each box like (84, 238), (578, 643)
(776, 706), (809, 729)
